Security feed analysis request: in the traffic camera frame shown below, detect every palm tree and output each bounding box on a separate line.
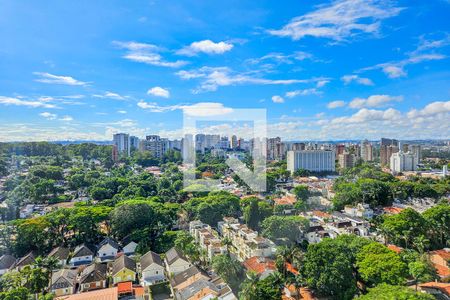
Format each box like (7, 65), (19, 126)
(239, 272), (259, 300)
(412, 235), (429, 254)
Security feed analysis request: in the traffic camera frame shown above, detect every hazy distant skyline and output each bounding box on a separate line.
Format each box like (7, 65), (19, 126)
(0, 0), (449, 141)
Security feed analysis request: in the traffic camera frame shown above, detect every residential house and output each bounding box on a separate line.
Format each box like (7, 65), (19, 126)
(344, 203), (374, 219)
(123, 241), (138, 257)
(55, 287), (118, 300)
(70, 244), (94, 266)
(139, 250), (166, 286)
(429, 249), (450, 281)
(50, 269), (77, 297)
(243, 256), (276, 279)
(79, 263), (108, 292)
(419, 282), (450, 299)
(0, 255), (15, 275)
(170, 265), (209, 291)
(15, 252), (35, 271)
(175, 278), (236, 300)
(48, 247), (69, 268)
(165, 247), (192, 275)
(97, 238), (120, 262)
(111, 255), (136, 285)
(218, 217), (275, 261)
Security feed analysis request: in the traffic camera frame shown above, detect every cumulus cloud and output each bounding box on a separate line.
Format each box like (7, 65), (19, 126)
(176, 66), (323, 93)
(59, 115), (73, 122)
(349, 94), (403, 109)
(113, 41), (188, 68)
(246, 51), (314, 65)
(33, 72), (88, 86)
(39, 112), (57, 120)
(147, 86), (170, 98)
(0, 96), (56, 108)
(272, 95), (285, 103)
(407, 101), (450, 118)
(332, 107), (401, 123)
(327, 100), (346, 109)
(177, 40), (233, 56)
(341, 74), (374, 85)
(267, 0), (403, 42)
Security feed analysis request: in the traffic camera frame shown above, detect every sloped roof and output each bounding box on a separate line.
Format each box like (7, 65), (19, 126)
(16, 252), (35, 267)
(175, 279), (218, 300)
(48, 247), (70, 260)
(243, 256), (276, 275)
(55, 287), (117, 300)
(170, 265), (203, 288)
(51, 269), (77, 288)
(140, 250), (163, 270)
(419, 282), (450, 296)
(0, 255), (16, 270)
(431, 249), (450, 261)
(79, 263), (107, 284)
(111, 255), (136, 275)
(98, 237), (120, 251)
(165, 247), (188, 265)
(73, 244), (94, 258)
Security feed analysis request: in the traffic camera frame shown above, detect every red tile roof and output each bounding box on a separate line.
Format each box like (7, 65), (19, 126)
(117, 281), (133, 294)
(311, 210), (331, 219)
(387, 244), (403, 254)
(419, 282), (450, 296)
(383, 207), (404, 214)
(243, 256), (276, 275)
(56, 287), (118, 300)
(286, 263), (299, 275)
(274, 195), (296, 206)
(433, 264), (450, 278)
(431, 249), (450, 261)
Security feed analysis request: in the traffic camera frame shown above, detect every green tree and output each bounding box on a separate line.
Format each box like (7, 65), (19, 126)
(261, 216), (308, 243)
(212, 254), (245, 292)
(357, 283), (434, 300)
(356, 242), (408, 287)
(293, 185), (309, 201)
(423, 203), (450, 249)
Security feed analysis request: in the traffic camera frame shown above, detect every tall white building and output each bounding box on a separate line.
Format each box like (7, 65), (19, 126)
(390, 151), (418, 173)
(287, 150), (336, 173)
(113, 133), (130, 157)
(129, 136), (139, 151)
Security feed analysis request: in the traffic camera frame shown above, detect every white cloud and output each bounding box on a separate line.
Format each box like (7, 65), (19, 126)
(341, 74), (374, 85)
(332, 108), (401, 124)
(59, 115), (73, 122)
(267, 0), (403, 42)
(0, 96), (56, 108)
(182, 102), (233, 117)
(360, 34), (449, 78)
(113, 41), (188, 68)
(177, 40), (233, 56)
(327, 100), (346, 109)
(137, 101), (233, 117)
(39, 112), (57, 120)
(246, 51), (314, 65)
(176, 66), (322, 93)
(33, 72), (88, 86)
(285, 88), (320, 98)
(407, 101), (450, 118)
(147, 86), (170, 98)
(272, 95), (285, 103)
(316, 80), (330, 88)
(349, 95), (403, 109)
(117, 110), (127, 114)
(93, 91), (127, 100)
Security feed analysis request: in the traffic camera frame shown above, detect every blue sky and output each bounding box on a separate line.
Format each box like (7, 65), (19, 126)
(0, 0), (449, 141)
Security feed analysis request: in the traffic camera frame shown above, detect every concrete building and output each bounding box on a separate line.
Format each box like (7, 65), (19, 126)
(338, 152), (355, 169)
(390, 151), (418, 173)
(129, 136), (139, 151)
(360, 140), (373, 162)
(139, 135), (168, 159)
(287, 150), (336, 173)
(218, 217), (275, 262)
(113, 133), (130, 157)
(380, 138), (399, 166)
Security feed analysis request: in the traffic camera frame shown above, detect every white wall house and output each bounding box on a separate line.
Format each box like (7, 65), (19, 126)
(165, 248), (192, 275)
(140, 251), (166, 286)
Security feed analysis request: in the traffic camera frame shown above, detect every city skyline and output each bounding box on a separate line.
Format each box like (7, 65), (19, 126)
(1, 0), (450, 142)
